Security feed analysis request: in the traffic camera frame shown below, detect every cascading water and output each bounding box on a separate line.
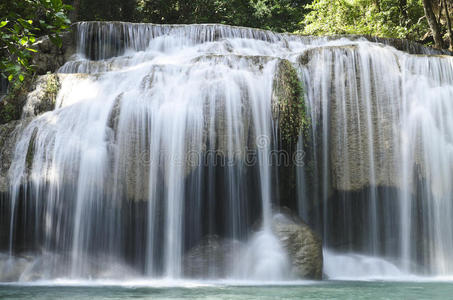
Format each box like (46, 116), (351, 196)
(3, 22), (303, 281)
(1, 21), (453, 282)
(299, 42), (453, 277)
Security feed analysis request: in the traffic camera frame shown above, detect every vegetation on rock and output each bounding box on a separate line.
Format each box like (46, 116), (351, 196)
(273, 59), (309, 149)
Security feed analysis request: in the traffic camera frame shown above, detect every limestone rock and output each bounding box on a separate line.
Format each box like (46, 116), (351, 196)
(300, 45), (400, 192)
(22, 74), (61, 118)
(272, 59), (306, 148)
(272, 210), (323, 280)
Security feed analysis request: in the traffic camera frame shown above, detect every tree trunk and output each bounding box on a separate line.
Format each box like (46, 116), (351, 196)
(442, 0), (453, 50)
(423, 0), (444, 48)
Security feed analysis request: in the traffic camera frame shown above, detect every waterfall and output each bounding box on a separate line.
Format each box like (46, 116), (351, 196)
(299, 42), (453, 276)
(1, 22), (453, 281)
(4, 22), (304, 280)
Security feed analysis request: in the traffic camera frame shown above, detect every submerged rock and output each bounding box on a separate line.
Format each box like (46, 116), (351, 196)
(271, 210), (323, 280)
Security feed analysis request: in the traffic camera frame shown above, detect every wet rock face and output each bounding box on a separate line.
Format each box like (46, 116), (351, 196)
(22, 74), (61, 118)
(0, 74), (62, 193)
(183, 235), (242, 278)
(272, 210), (323, 280)
(0, 120), (26, 193)
(272, 59), (310, 212)
(32, 31), (75, 75)
(300, 45), (400, 193)
(272, 59), (306, 149)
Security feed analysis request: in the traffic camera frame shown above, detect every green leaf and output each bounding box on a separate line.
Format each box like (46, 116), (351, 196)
(19, 37), (28, 46)
(8, 74), (13, 81)
(19, 74), (24, 82)
(26, 48), (37, 52)
(0, 21), (8, 28)
(52, 0), (62, 9)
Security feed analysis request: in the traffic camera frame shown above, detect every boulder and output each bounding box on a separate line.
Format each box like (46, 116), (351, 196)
(272, 210), (323, 280)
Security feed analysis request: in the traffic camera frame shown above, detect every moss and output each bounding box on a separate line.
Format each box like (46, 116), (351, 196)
(273, 59), (313, 211)
(37, 74), (60, 114)
(44, 74), (59, 99)
(273, 59), (310, 149)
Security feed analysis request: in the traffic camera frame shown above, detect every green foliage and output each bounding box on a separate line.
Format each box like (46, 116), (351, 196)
(76, 0), (137, 22)
(0, 78), (31, 124)
(0, 0), (71, 88)
(75, 0), (310, 33)
(301, 0), (429, 41)
(0, 102), (18, 123)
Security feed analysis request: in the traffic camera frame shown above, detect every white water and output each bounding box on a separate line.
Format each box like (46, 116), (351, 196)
(2, 22), (453, 282)
(6, 22), (307, 281)
(299, 41), (453, 276)
(323, 250), (408, 280)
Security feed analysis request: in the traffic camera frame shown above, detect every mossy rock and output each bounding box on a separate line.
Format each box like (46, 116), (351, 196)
(22, 74), (61, 118)
(272, 59), (309, 150)
(38, 74), (60, 113)
(272, 210), (323, 280)
(272, 59), (312, 211)
(0, 73), (60, 125)
(0, 120), (26, 193)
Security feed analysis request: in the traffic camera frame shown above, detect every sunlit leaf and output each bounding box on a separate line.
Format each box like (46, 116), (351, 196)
(19, 37), (28, 46)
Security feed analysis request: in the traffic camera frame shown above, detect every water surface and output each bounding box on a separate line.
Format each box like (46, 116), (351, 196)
(0, 281), (451, 299)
